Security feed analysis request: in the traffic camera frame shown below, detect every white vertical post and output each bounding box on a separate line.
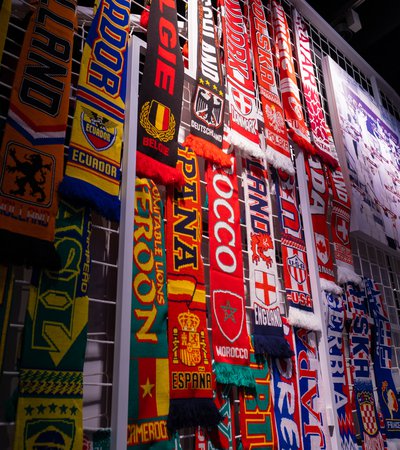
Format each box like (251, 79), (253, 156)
(110, 35), (142, 450)
(295, 148), (342, 449)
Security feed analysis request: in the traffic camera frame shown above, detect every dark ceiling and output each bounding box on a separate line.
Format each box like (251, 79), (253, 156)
(305, 0), (400, 97)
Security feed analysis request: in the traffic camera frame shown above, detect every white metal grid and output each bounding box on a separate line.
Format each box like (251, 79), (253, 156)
(1, 0), (400, 449)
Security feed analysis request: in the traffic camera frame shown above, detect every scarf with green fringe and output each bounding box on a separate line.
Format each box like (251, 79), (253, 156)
(59, 0), (130, 221)
(166, 146), (221, 432)
(127, 178), (173, 449)
(13, 199), (91, 450)
(206, 154), (254, 388)
(0, 264), (13, 375)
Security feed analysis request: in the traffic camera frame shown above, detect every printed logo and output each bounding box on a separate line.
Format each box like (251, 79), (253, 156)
(315, 232), (329, 264)
(194, 86), (223, 127)
(230, 86), (253, 116)
(140, 100), (175, 142)
(1, 142), (54, 207)
(81, 107), (117, 151)
(251, 232), (273, 267)
(265, 103), (285, 132)
(358, 391), (378, 436)
(287, 254), (306, 284)
(288, 96), (303, 119)
(173, 311), (206, 367)
(382, 381), (399, 419)
(213, 290), (244, 343)
(25, 419), (75, 450)
(335, 216), (349, 244)
(254, 270), (277, 306)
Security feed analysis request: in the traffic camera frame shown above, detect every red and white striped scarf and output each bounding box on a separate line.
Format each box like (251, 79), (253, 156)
(246, 0), (294, 175)
(219, 0), (263, 159)
(293, 9), (338, 169)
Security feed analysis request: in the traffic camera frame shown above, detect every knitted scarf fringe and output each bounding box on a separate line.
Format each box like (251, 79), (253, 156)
(320, 278), (343, 295)
(253, 334), (294, 358)
(230, 130), (264, 160)
(59, 177), (120, 222)
(287, 128), (316, 155)
(337, 265), (362, 286)
(167, 398), (222, 433)
(136, 152), (185, 187)
(265, 147), (295, 175)
(288, 306), (320, 331)
(214, 362), (256, 388)
(183, 134), (232, 168)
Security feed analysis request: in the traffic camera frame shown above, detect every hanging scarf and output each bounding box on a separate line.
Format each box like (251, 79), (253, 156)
(245, 0), (294, 174)
(166, 146), (221, 432)
(182, 0), (231, 168)
(325, 165), (362, 285)
(271, 0), (315, 155)
(84, 429), (111, 450)
(135, 0), (185, 187)
(345, 282), (386, 450)
(0, 264), (13, 375)
(292, 9), (339, 169)
(274, 168), (318, 330)
(325, 291), (358, 450)
(239, 338), (277, 449)
(219, 0), (263, 159)
(0, 0), (11, 65)
(271, 317), (303, 449)
(365, 279), (400, 446)
(0, 0), (76, 269)
(59, 0), (130, 221)
(304, 154), (342, 294)
(242, 157), (292, 358)
(294, 328), (328, 450)
(127, 178), (173, 449)
(13, 199), (91, 450)
(194, 384), (237, 449)
(206, 155), (254, 387)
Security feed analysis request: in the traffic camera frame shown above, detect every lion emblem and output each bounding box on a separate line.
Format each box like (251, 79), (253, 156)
(251, 232), (273, 267)
(6, 147), (51, 202)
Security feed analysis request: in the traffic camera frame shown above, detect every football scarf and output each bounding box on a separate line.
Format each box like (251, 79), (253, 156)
(219, 0), (263, 159)
(127, 178), (173, 449)
(13, 199), (91, 450)
(166, 146), (221, 432)
(245, 0), (294, 175)
(0, 0), (76, 269)
(206, 156), (254, 387)
(345, 282), (386, 450)
(0, 264), (13, 375)
(325, 291), (358, 450)
(135, 0), (185, 187)
(59, 0), (130, 221)
(294, 328), (328, 450)
(274, 168), (318, 330)
(292, 9), (339, 169)
(365, 279), (400, 445)
(0, 0), (11, 64)
(242, 157), (292, 358)
(326, 165), (361, 285)
(239, 339), (277, 449)
(271, 317), (303, 450)
(83, 429), (111, 450)
(271, 0), (315, 155)
(304, 154), (342, 294)
(182, 0), (231, 168)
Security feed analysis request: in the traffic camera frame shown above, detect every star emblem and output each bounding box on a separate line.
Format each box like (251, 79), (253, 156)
(199, 78), (204, 84)
(25, 405), (34, 416)
(141, 378), (154, 398)
(70, 405), (78, 415)
(213, 84), (218, 91)
(59, 404), (68, 414)
(221, 300), (237, 322)
(219, 90), (223, 96)
(205, 79), (210, 86)
(48, 403), (57, 413)
(37, 404), (46, 414)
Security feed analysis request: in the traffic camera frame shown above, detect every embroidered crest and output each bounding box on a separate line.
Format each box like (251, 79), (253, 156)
(315, 232), (329, 264)
(80, 107), (117, 151)
(25, 420), (75, 450)
(335, 215), (350, 244)
(358, 391), (378, 436)
(251, 232), (273, 267)
(254, 270), (277, 306)
(194, 85), (223, 127)
(213, 290), (245, 343)
(140, 100), (176, 142)
(230, 86), (253, 116)
(287, 254), (306, 284)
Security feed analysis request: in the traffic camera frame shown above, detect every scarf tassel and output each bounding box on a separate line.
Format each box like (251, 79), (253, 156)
(183, 134), (232, 168)
(253, 334), (294, 358)
(59, 178), (120, 222)
(136, 152), (185, 187)
(337, 264), (362, 285)
(287, 306), (320, 331)
(214, 362), (256, 389)
(265, 147), (295, 175)
(167, 398), (222, 432)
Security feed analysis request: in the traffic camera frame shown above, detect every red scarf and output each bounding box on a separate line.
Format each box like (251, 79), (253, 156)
(274, 169), (319, 330)
(219, 0), (263, 159)
(206, 155), (254, 388)
(246, 0), (294, 175)
(166, 146), (221, 431)
(271, 0), (315, 155)
(304, 154), (342, 294)
(293, 9), (339, 169)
